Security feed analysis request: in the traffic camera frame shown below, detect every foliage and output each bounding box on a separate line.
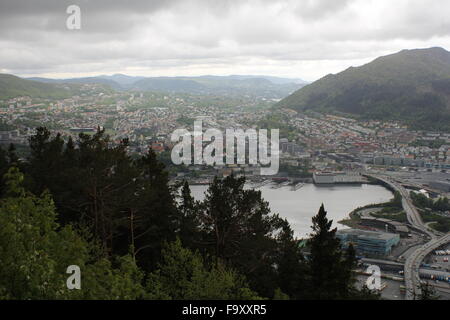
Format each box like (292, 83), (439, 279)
(22, 127), (179, 272)
(418, 282), (440, 300)
(0, 127), (382, 300)
(196, 175), (290, 297)
(411, 192), (450, 212)
(0, 167), (145, 300)
(146, 239), (261, 300)
(306, 205), (379, 300)
(0, 74), (72, 100)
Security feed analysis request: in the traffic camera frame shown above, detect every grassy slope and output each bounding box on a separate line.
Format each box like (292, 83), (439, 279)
(0, 74), (72, 100)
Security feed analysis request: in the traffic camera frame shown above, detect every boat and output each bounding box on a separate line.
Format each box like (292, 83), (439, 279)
(272, 181), (290, 189)
(292, 182), (305, 191)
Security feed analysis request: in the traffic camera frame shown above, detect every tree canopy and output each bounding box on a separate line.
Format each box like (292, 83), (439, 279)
(0, 127), (380, 300)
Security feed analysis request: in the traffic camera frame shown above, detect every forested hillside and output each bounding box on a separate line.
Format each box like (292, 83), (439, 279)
(278, 47), (450, 132)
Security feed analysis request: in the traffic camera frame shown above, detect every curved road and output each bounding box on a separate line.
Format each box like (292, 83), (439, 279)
(368, 174), (449, 300)
(404, 233), (450, 299)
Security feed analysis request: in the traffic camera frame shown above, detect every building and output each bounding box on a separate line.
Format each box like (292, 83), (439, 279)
(150, 141), (165, 153)
(360, 217), (410, 237)
(70, 127), (96, 133)
(313, 172), (363, 184)
(429, 181), (450, 192)
(279, 139), (303, 155)
(336, 229), (400, 256)
(313, 172), (335, 184)
(372, 155), (425, 167)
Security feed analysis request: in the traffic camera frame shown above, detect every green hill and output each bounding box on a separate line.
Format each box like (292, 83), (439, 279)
(277, 47), (450, 131)
(0, 74), (72, 100)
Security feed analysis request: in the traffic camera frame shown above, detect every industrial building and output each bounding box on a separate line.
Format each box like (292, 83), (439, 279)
(336, 229), (400, 256)
(313, 172), (363, 184)
(360, 217), (410, 237)
(429, 181), (450, 192)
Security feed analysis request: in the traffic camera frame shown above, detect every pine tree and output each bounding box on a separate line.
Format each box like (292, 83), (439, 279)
(274, 219), (307, 299)
(307, 204), (348, 300)
(307, 205), (380, 300)
(197, 175), (287, 297)
(177, 180), (201, 250)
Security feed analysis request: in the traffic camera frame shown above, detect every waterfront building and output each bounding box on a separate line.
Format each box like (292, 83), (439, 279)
(313, 171), (363, 184)
(429, 181), (450, 192)
(360, 217), (410, 237)
(336, 229), (400, 256)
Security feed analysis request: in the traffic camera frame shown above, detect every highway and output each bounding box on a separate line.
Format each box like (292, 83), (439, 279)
(368, 174), (450, 299)
(369, 174), (431, 234)
(403, 234), (450, 299)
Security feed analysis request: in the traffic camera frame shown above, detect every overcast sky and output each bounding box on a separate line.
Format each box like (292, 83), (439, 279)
(1, 0), (450, 81)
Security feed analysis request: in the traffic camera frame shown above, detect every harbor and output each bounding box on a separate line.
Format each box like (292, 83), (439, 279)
(189, 182), (394, 238)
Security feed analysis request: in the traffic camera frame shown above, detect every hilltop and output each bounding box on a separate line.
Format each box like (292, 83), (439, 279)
(277, 47), (450, 131)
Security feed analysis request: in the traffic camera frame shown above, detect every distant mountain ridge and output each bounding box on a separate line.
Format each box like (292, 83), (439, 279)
(277, 47), (450, 132)
(26, 74), (307, 98)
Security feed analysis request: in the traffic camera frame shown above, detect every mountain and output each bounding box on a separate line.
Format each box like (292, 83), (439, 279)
(132, 77), (206, 92)
(0, 74), (73, 100)
(97, 74), (145, 87)
(277, 47), (450, 131)
(133, 76), (305, 97)
(27, 76), (123, 90)
(224, 75), (308, 85)
(28, 74), (306, 98)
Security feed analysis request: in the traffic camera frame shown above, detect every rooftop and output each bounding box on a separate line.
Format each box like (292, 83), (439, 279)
(337, 229), (399, 241)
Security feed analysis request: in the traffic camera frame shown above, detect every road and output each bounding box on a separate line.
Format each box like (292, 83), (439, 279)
(370, 174), (430, 233)
(403, 234), (450, 299)
(368, 174), (450, 299)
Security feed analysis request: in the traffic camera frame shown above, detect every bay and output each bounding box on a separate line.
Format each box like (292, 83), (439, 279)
(189, 183), (393, 238)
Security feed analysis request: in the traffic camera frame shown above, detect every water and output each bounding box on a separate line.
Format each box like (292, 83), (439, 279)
(189, 183), (393, 239)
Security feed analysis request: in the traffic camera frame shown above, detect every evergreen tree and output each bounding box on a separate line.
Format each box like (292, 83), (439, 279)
(306, 205), (381, 300)
(274, 219), (307, 299)
(130, 149), (179, 271)
(23, 128), (179, 271)
(307, 204), (353, 299)
(177, 180), (201, 250)
(197, 175), (289, 297)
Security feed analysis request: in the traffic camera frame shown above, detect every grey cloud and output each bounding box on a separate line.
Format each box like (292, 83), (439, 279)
(1, 0), (450, 80)
(293, 0), (353, 20)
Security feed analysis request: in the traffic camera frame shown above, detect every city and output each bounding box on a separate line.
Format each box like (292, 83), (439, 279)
(1, 0), (450, 313)
(1, 79), (450, 300)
